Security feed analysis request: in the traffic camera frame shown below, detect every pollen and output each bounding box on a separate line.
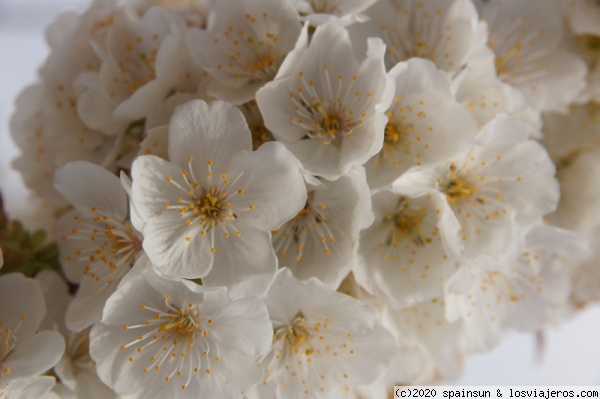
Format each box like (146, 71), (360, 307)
(442, 165), (478, 207)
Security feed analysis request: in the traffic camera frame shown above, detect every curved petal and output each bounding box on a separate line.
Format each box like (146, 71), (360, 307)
(54, 161), (128, 221)
(227, 142), (307, 231)
(1, 331), (65, 384)
(0, 273), (46, 342)
(168, 100), (252, 170)
(203, 227), (277, 297)
(142, 211), (214, 279)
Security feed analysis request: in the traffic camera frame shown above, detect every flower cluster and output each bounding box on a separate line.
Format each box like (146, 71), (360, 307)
(3, 0), (600, 397)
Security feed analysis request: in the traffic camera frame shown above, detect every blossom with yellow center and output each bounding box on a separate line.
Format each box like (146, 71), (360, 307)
(55, 161), (143, 332)
(446, 224), (586, 353)
(356, 0), (481, 73)
(365, 58), (476, 189)
(257, 22), (393, 180)
(255, 268), (395, 399)
(272, 167), (373, 289)
(130, 100), (306, 296)
(90, 267), (272, 399)
(480, 0), (586, 111)
(355, 189), (461, 309)
(394, 115), (559, 268)
(187, 0), (302, 105)
(77, 6), (189, 135)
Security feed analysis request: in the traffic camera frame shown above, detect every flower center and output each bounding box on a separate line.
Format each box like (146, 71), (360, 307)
(320, 114), (342, 137)
(442, 165), (476, 206)
(383, 119), (408, 153)
(384, 197), (430, 249)
(196, 192), (222, 221)
(491, 41), (523, 79)
(118, 40), (158, 95)
(274, 311), (314, 356)
(272, 192), (335, 261)
(303, 102), (358, 147)
(71, 214), (140, 286)
(381, 24), (437, 67)
(309, 0), (334, 13)
(166, 158), (247, 248)
(159, 309), (199, 335)
(245, 51), (277, 81)
(384, 121), (402, 146)
(221, 25), (281, 83)
(122, 297), (211, 389)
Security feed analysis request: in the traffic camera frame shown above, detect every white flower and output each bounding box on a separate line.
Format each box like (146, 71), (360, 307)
(395, 115), (559, 268)
(256, 268), (395, 399)
(9, 85), (83, 207)
(273, 166), (373, 289)
(257, 22), (393, 180)
(354, 0), (481, 73)
(0, 273), (65, 386)
(89, 267), (272, 399)
(355, 188), (461, 309)
(480, 0), (587, 111)
(55, 161), (143, 332)
(10, 0), (119, 204)
(187, 0), (303, 105)
(75, 5), (193, 135)
(445, 224), (586, 353)
(131, 100), (306, 296)
(365, 58), (477, 190)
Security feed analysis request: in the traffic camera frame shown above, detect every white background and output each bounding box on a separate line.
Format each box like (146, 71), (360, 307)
(1, 0), (600, 386)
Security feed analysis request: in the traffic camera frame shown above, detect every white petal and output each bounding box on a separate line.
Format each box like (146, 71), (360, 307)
(227, 142), (307, 231)
(2, 331), (65, 383)
(202, 291), (272, 357)
(0, 274), (46, 342)
(130, 155), (190, 221)
(114, 80), (172, 121)
(65, 275), (117, 332)
(1, 376), (58, 399)
(203, 227), (277, 297)
(120, 171), (145, 233)
(36, 270), (70, 333)
(142, 211), (214, 278)
(137, 126), (168, 159)
(168, 100), (252, 171)
(367, 58), (477, 189)
(54, 161), (127, 221)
